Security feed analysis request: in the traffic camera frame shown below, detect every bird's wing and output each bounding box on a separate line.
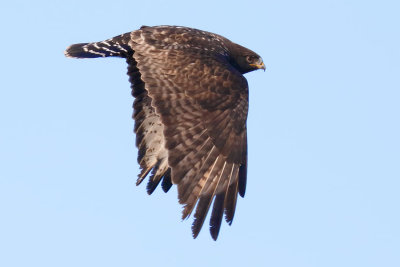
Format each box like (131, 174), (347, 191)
(127, 29), (248, 240)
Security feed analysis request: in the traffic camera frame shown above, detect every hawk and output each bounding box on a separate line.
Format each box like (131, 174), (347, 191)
(65, 25), (265, 240)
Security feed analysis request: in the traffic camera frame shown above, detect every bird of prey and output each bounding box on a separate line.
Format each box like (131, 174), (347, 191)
(65, 25), (265, 240)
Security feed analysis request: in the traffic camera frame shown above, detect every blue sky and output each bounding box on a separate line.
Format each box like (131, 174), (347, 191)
(1, 0), (399, 266)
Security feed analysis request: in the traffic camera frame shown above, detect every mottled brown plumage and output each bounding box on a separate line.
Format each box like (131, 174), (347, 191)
(65, 25), (265, 240)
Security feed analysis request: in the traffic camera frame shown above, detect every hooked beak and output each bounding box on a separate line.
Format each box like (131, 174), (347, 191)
(250, 59), (266, 71)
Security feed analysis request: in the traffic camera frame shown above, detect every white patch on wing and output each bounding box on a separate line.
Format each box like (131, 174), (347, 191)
(136, 98), (169, 182)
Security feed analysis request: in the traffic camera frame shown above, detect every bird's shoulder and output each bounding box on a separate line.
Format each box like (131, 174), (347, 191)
(130, 25), (232, 55)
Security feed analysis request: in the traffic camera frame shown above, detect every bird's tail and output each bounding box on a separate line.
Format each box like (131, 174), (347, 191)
(64, 32), (132, 59)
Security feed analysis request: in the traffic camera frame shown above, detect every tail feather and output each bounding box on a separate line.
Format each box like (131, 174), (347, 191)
(64, 33), (132, 59)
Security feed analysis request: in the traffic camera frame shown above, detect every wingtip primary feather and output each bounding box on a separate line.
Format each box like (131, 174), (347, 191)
(238, 163), (247, 198)
(161, 169), (173, 193)
(64, 34), (133, 59)
(64, 43), (92, 58)
(209, 193), (225, 241)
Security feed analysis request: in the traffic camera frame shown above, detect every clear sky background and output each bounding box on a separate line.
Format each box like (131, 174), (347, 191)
(1, 1), (399, 266)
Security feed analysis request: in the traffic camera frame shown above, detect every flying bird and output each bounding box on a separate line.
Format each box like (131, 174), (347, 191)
(65, 25), (265, 240)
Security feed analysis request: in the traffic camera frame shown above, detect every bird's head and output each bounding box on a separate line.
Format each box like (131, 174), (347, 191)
(233, 54), (265, 74)
(246, 55), (266, 72)
(228, 43), (265, 74)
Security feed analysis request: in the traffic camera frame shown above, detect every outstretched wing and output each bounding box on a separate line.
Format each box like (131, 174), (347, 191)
(128, 28), (248, 240)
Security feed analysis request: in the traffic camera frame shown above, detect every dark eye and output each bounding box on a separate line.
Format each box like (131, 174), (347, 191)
(246, 56), (254, 63)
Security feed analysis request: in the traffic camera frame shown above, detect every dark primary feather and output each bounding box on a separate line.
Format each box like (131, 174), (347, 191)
(64, 25), (264, 240)
(64, 33), (132, 58)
